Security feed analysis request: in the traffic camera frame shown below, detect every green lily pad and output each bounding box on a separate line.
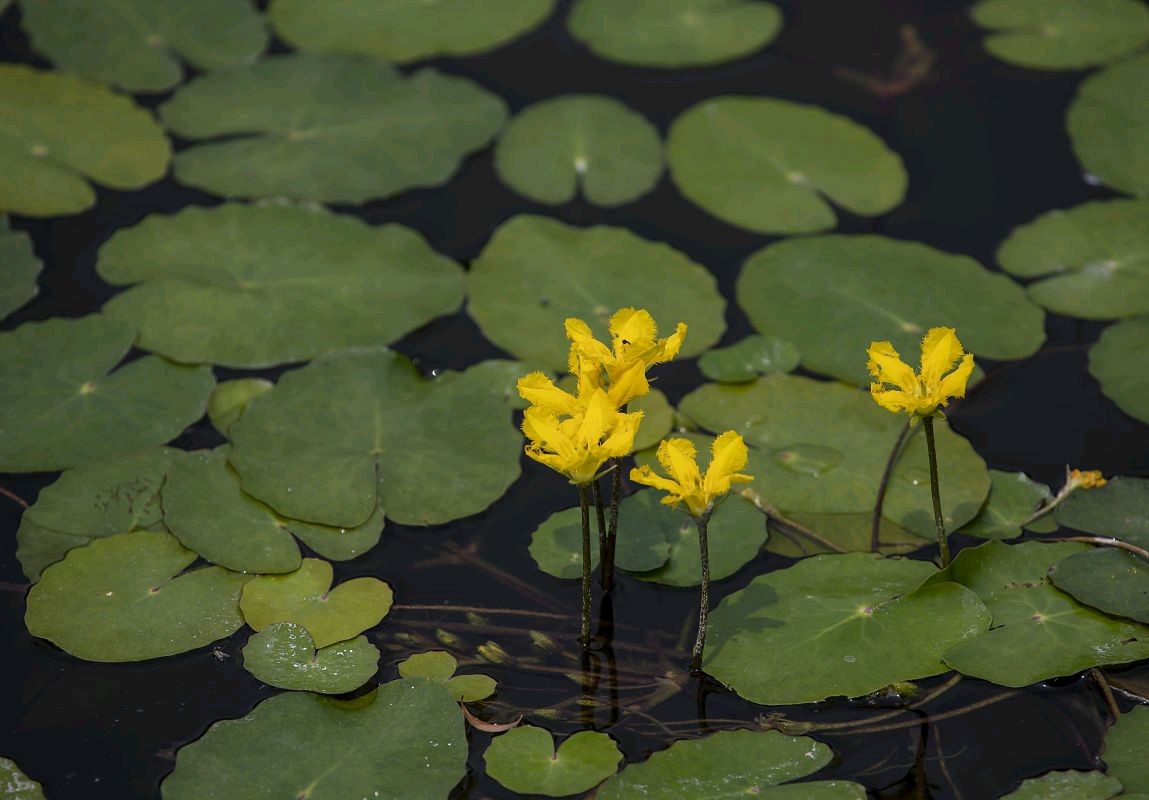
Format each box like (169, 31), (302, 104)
(494, 95), (662, 207)
(1068, 53), (1149, 197)
(958, 470), (1055, 540)
(1001, 770), (1123, 800)
(567, 0), (783, 68)
(678, 374), (991, 540)
(207, 378), (274, 435)
(997, 200), (1149, 319)
(98, 203), (464, 368)
(0, 757), (44, 800)
(159, 53), (507, 203)
(240, 559), (392, 648)
(0, 315), (214, 472)
(705, 554), (990, 704)
(736, 235), (1045, 384)
(267, 0), (555, 63)
(667, 97), (906, 234)
(17, 448), (175, 581)
(926, 541), (1149, 686)
(484, 725), (621, 797)
(1104, 705), (1149, 793)
(25, 530), (250, 662)
(1051, 548), (1149, 624)
(162, 680), (466, 800)
(1056, 476), (1149, 540)
(0, 65), (170, 217)
(397, 651), (497, 702)
(0, 218), (40, 322)
(972, 0), (1149, 71)
(242, 622), (379, 694)
(630, 388), (675, 451)
(697, 335), (800, 383)
(20, 0), (267, 92)
(764, 512), (928, 557)
(597, 729), (867, 800)
(228, 349), (521, 528)
(468, 215), (725, 371)
(464, 359), (550, 411)
(1090, 317), (1149, 424)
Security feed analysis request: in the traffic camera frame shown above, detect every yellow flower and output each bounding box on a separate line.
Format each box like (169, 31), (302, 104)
(867, 328), (975, 417)
(629, 432), (754, 518)
(521, 388), (644, 485)
(565, 308), (687, 406)
(1068, 469), (1107, 490)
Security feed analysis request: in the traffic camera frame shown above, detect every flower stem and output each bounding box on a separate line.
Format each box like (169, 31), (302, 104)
(593, 478), (610, 591)
(603, 462), (622, 593)
(691, 509), (714, 674)
(921, 416), (951, 567)
(872, 421), (912, 552)
(578, 485), (593, 648)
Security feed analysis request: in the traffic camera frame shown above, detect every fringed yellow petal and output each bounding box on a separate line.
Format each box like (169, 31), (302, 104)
(629, 465), (682, 496)
(703, 431), (751, 496)
(516, 372), (580, 415)
(601, 410), (643, 457)
(609, 308), (658, 361)
(565, 317), (612, 373)
(866, 341), (917, 393)
(937, 352), (975, 405)
(650, 322), (688, 364)
(919, 328), (964, 390)
(657, 438), (701, 488)
(870, 385), (918, 414)
(606, 360), (649, 407)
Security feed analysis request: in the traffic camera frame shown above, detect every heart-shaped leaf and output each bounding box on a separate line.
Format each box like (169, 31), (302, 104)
(0, 218), (40, 322)
(697, 334), (800, 383)
(958, 470), (1055, 540)
(397, 651), (497, 702)
(242, 622), (379, 694)
(206, 378), (273, 435)
(1055, 476), (1149, 540)
(1090, 317), (1149, 425)
(1068, 53), (1149, 197)
(484, 725), (621, 797)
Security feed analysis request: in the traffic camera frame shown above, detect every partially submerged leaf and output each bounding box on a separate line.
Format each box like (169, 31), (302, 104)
(398, 651), (497, 702)
(0, 218), (40, 322)
(206, 378), (273, 435)
(697, 335), (800, 383)
(1090, 317), (1149, 425)
(958, 470), (1054, 540)
(242, 622), (379, 694)
(484, 725), (621, 797)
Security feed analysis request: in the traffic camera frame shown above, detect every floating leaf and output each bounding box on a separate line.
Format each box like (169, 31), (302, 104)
(25, 530), (250, 662)
(705, 554), (990, 704)
(241, 622), (379, 694)
(397, 651), (497, 702)
(0, 316), (214, 472)
(1056, 476), (1149, 539)
(98, 204), (464, 368)
(958, 470), (1055, 540)
(1104, 705), (1149, 794)
(239, 559), (392, 648)
(997, 200), (1149, 319)
(160, 53), (507, 203)
(17, 448), (175, 580)
(764, 512), (927, 557)
(0, 219), (40, 321)
(736, 235), (1045, 383)
(1001, 770), (1123, 800)
(1068, 53), (1149, 197)
(697, 335), (799, 383)
(667, 97), (906, 234)
(972, 0), (1149, 71)
(207, 378), (273, 435)
(927, 541), (1149, 686)
(464, 360), (550, 411)
(1090, 317), (1149, 424)
(0, 65), (170, 217)
(494, 95), (662, 207)
(162, 681), (466, 799)
(597, 729), (867, 800)
(468, 215), (725, 371)
(1051, 547), (1149, 624)
(678, 374), (991, 540)
(228, 349), (521, 528)
(20, 0), (267, 92)
(267, 0), (555, 63)
(0, 757), (44, 800)
(630, 388), (675, 451)
(484, 725), (621, 797)
(568, 0), (783, 68)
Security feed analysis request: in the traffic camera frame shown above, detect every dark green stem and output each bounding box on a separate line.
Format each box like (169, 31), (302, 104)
(922, 416), (951, 567)
(578, 485), (593, 648)
(871, 421), (912, 552)
(690, 509), (714, 673)
(604, 462), (622, 592)
(593, 479), (609, 590)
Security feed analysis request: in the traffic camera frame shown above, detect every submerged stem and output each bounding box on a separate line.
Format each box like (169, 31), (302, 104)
(922, 416), (951, 567)
(593, 479), (609, 590)
(691, 509), (714, 674)
(578, 485), (593, 649)
(604, 461), (622, 593)
(872, 422), (912, 552)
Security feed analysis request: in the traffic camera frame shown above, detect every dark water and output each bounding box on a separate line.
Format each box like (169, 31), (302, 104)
(2, 1), (1147, 797)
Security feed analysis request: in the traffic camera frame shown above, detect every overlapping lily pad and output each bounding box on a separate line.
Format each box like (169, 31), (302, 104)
(162, 681), (467, 799)
(667, 98), (907, 234)
(25, 530), (250, 662)
(159, 53), (507, 203)
(926, 541), (1149, 686)
(1068, 53), (1149, 197)
(206, 378), (273, 435)
(99, 204), (465, 368)
(242, 622), (380, 694)
(567, 0), (783, 68)
(1090, 317), (1149, 424)
(239, 559), (392, 648)
(0, 315), (214, 472)
(678, 374), (991, 540)
(1001, 770), (1123, 800)
(484, 726), (621, 797)
(0, 65), (171, 217)
(705, 554), (990, 704)
(0, 218), (39, 322)
(494, 95), (662, 206)
(697, 334), (799, 383)
(736, 235), (1045, 383)
(468, 215), (725, 371)
(228, 349), (521, 528)
(268, 0), (555, 63)
(1055, 476), (1149, 538)
(20, 0), (267, 92)
(397, 651), (496, 702)
(0, 757), (44, 800)
(1104, 705), (1149, 794)
(997, 200), (1149, 319)
(597, 729), (867, 799)
(972, 0), (1149, 71)
(765, 512), (928, 557)
(958, 470), (1056, 540)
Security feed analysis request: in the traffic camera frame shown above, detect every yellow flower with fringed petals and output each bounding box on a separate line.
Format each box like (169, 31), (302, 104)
(564, 308), (687, 406)
(630, 432), (754, 518)
(867, 328), (975, 417)
(521, 388), (644, 485)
